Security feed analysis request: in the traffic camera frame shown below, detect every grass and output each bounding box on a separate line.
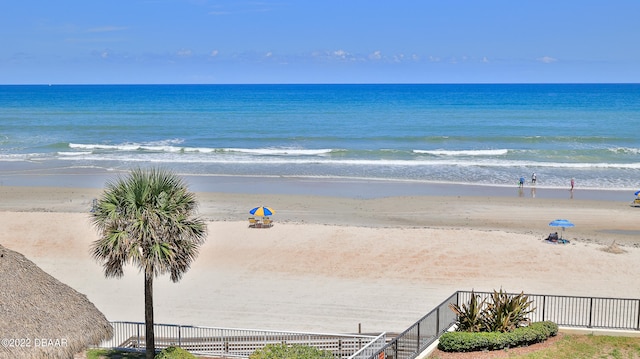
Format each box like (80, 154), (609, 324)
(86, 348), (145, 359)
(517, 335), (640, 359)
(429, 334), (640, 359)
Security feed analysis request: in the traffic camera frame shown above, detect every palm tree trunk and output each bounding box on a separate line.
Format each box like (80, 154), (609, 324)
(145, 274), (155, 359)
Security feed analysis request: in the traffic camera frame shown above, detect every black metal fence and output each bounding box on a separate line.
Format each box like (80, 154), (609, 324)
(101, 291), (640, 359)
(458, 291), (640, 331)
(367, 292), (458, 359)
(365, 291), (640, 359)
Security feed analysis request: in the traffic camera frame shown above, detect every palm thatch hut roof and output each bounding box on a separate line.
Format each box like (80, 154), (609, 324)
(0, 244), (112, 359)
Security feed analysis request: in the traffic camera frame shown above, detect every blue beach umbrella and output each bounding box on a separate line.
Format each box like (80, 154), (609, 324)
(634, 190), (640, 196)
(549, 219), (574, 239)
(249, 206), (275, 217)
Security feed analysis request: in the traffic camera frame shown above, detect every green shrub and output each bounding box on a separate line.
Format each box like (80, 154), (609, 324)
(484, 289), (535, 332)
(437, 321), (558, 352)
(155, 346), (196, 359)
(451, 289), (536, 333)
(448, 290), (487, 332)
(249, 343), (334, 359)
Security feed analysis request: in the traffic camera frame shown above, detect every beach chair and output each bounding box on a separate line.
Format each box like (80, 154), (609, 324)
(262, 218), (273, 228)
(248, 217), (257, 228)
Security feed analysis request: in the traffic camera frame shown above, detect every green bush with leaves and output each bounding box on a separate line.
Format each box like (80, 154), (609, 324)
(154, 346), (196, 359)
(443, 289), (553, 353)
(448, 290), (487, 332)
(437, 321), (558, 352)
(484, 289), (535, 332)
(249, 343), (334, 359)
(449, 289), (535, 333)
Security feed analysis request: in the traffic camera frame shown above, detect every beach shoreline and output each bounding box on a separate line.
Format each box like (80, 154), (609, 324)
(0, 166), (634, 201)
(1, 180), (639, 334)
(0, 175), (637, 244)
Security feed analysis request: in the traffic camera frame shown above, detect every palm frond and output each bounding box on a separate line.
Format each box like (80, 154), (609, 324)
(91, 166), (208, 281)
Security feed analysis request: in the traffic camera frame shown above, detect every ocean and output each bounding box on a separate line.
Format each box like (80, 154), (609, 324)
(1, 83), (639, 191)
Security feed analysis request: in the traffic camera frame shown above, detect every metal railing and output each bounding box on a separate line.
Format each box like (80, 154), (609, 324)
(101, 322), (383, 358)
(458, 291), (640, 331)
(101, 291), (640, 359)
(364, 291), (640, 359)
(367, 292), (458, 359)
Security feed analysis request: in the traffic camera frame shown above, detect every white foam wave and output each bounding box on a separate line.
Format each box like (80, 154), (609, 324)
(69, 143), (334, 156)
(53, 153), (640, 170)
(58, 151), (92, 156)
(70, 143), (142, 151)
(224, 148), (333, 156)
(0, 153), (57, 161)
(609, 147), (640, 155)
(414, 149), (509, 156)
(70, 142), (213, 153)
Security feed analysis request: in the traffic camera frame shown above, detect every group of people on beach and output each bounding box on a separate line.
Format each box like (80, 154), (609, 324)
(544, 231), (570, 244)
(518, 173), (536, 188)
(518, 173), (575, 191)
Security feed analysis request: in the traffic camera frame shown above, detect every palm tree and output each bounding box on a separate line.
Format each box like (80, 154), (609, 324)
(91, 167), (208, 359)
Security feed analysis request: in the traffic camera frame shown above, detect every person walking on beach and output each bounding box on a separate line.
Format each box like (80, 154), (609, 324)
(519, 176), (525, 188)
(531, 172), (537, 185)
(570, 178), (575, 191)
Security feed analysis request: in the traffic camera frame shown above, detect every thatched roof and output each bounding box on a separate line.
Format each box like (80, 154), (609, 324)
(0, 245), (112, 359)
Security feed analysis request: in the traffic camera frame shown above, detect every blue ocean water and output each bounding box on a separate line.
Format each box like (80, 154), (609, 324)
(0, 84), (639, 190)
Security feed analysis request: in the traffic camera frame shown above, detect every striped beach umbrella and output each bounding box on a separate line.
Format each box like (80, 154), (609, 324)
(249, 206), (275, 217)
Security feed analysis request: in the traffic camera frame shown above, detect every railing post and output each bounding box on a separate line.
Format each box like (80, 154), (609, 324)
(416, 322), (420, 352)
(588, 297), (594, 328)
(542, 295), (546, 322)
(393, 339), (398, 359)
(637, 300), (640, 330)
(436, 306), (440, 334)
(178, 325), (182, 347)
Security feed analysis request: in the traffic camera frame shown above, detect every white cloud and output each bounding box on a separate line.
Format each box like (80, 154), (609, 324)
(393, 54), (405, 62)
(538, 56), (557, 64)
(482, 56), (489, 63)
(333, 49), (348, 59)
(209, 50), (219, 57)
(369, 50), (382, 60)
(308, 49), (366, 62)
(176, 49), (192, 57)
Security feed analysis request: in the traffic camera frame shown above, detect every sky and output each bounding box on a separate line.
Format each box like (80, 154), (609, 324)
(2, 0), (640, 84)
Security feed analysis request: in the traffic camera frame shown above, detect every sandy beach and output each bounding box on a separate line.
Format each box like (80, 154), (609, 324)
(1, 181), (639, 335)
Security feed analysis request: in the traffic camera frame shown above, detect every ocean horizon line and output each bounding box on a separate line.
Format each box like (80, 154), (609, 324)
(3, 82), (640, 87)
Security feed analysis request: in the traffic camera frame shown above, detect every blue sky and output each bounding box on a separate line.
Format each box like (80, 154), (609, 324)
(2, 0), (639, 84)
